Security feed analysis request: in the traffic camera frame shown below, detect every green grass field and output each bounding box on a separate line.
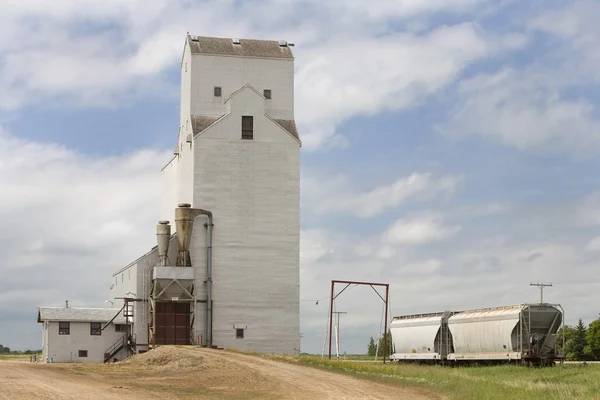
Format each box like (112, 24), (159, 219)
(264, 355), (600, 400)
(0, 353), (40, 360)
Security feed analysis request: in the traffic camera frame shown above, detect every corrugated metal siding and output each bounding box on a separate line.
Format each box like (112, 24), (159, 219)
(448, 308), (521, 354)
(190, 54), (294, 120)
(390, 316), (442, 355)
(191, 108), (300, 354)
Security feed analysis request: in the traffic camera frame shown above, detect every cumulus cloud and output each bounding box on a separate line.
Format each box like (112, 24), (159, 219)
(586, 237), (600, 252)
(383, 214), (461, 245)
(440, 0), (600, 157)
(0, 0), (519, 150)
(305, 172), (460, 218)
(0, 127), (168, 349)
(440, 68), (600, 156)
(295, 23), (505, 149)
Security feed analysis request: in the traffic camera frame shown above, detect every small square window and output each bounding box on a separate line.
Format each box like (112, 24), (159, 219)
(78, 350), (88, 358)
(90, 322), (102, 336)
(115, 324), (127, 333)
(214, 86), (222, 97)
(236, 328), (244, 339)
(59, 322), (70, 335)
(263, 89), (271, 99)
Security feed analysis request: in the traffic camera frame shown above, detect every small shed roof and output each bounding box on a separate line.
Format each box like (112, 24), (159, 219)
(188, 36), (294, 59)
(37, 307), (126, 324)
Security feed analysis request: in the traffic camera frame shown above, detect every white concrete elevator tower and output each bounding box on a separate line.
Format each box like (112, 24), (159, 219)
(159, 35), (301, 354)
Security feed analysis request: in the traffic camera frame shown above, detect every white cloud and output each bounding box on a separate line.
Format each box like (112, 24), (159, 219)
(0, 0), (519, 150)
(296, 23), (523, 149)
(529, 0), (600, 71)
(440, 68), (600, 156)
(440, 1), (600, 157)
(383, 214), (461, 245)
(306, 172), (460, 218)
(0, 127), (168, 348)
(586, 237), (600, 252)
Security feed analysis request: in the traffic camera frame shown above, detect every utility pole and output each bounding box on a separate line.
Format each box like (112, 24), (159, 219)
(530, 282), (552, 304)
(332, 311), (347, 358)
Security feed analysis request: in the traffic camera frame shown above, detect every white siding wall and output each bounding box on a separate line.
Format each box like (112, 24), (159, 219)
(44, 321), (125, 363)
(175, 141), (194, 207)
(190, 86), (300, 354)
(180, 46), (192, 141)
(160, 158), (178, 224)
(190, 55), (294, 120)
(109, 237), (182, 349)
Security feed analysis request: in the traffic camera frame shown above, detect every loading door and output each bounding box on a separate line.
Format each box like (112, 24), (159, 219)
(155, 302), (190, 345)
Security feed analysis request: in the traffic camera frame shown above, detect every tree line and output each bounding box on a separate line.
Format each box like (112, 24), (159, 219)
(0, 344), (41, 354)
(367, 330), (393, 357)
(557, 318), (600, 361)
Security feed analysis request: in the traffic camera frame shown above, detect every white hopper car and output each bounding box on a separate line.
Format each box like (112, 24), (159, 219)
(390, 304), (564, 366)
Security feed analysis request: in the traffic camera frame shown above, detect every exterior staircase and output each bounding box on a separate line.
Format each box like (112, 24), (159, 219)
(103, 335), (136, 363)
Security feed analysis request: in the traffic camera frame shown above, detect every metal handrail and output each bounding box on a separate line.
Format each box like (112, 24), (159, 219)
(105, 335), (125, 357)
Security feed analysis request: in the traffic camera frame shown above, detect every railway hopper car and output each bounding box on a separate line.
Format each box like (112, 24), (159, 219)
(390, 304), (563, 366)
(389, 311), (457, 361)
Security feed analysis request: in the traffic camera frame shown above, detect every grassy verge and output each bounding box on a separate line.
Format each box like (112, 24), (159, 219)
(242, 352), (600, 400)
(0, 353), (40, 360)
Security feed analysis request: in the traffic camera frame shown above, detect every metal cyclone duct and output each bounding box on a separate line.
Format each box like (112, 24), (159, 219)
(156, 221), (171, 266)
(175, 203), (194, 266)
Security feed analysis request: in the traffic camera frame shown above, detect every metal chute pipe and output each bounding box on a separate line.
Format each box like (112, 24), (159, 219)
(174, 203), (214, 348)
(205, 212), (213, 348)
(156, 221), (171, 266)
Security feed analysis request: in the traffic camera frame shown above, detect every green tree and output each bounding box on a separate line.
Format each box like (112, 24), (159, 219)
(557, 325), (574, 357)
(376, 330), (393, 357)
(585, 318), (600, 360)
(367, 337), (376, 356)
(570, 318), (588, 361)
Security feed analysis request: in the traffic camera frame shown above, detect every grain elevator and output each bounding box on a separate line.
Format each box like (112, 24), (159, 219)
(108, 34), (301, 355)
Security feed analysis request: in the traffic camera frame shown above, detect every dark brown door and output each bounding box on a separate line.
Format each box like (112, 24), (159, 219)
(155, 302), (190, 345)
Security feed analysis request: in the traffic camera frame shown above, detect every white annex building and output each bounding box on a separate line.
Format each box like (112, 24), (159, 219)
(37, 34), (301, 362)
(37, 305), (130, 363)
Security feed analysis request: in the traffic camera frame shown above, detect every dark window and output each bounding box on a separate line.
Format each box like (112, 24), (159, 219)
(115, 324), (127, 332)
(263, 89), (271, 99)
(214, 86), (222, 97)
(90, 322), (102, 336)
(241, 116), (253, 140)
(78, 350), (88, 357)
(59, 322), (70, 335)
(236, 328), (244, 339)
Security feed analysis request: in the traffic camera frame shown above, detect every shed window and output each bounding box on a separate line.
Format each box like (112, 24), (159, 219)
(59, 322), (70, 335)
(78, 350), (88, 357)
(236, 328), (244, 339)
(241, 116), (253, 140)
(214, 86), (222, 97)
(115, 324), (127, 332)
(263, 89), (271, 99)
(90, 322), (102, 336)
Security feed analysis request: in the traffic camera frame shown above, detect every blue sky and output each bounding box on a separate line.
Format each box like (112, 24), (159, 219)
(1, 0), (600, 354)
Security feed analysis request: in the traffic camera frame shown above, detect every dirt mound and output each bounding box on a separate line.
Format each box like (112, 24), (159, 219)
(121, 345), (208, 372)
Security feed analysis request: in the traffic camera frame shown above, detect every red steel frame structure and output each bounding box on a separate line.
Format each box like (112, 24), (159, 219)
(328, 280), (390, 363)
